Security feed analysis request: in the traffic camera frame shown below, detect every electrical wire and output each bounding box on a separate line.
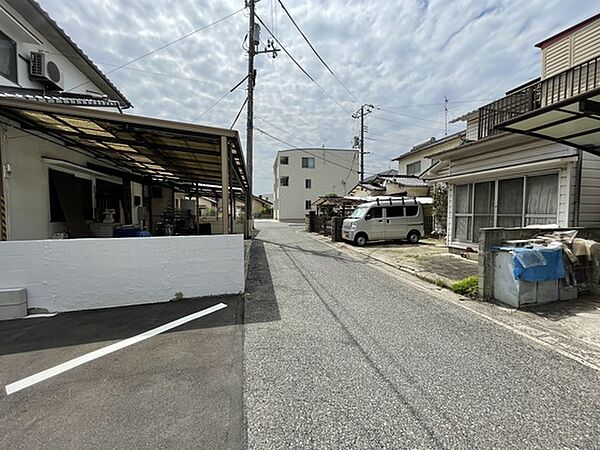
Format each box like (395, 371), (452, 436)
(254, 14), (351, 116)
(377, 107), (446, 125)
(276, 0), (361, 104)
(255, 126), (371, 174)
(230, 97), (248, 129)
(66, 7), (244, 92)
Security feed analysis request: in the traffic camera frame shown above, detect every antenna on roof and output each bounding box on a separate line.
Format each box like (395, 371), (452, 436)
(444, 96), (448, 136)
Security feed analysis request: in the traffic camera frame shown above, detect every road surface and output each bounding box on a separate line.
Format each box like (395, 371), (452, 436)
(244, 221), (600, 449)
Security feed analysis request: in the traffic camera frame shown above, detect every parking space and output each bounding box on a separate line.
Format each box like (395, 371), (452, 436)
(0, 296), (244, 449)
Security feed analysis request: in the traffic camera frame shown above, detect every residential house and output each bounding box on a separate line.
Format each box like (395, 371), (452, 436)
(393, 132), (466, 176)
(349, 169), (429, 198)
(422, 13), (600, 250)
(0, 0), (249, 240)
(273, 148), (358, 222)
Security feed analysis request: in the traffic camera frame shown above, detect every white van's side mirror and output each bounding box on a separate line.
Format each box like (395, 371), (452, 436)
(365, 214), (371, 220)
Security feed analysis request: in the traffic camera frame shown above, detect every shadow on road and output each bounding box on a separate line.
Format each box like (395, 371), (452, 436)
(245, 239), (281, 324)
(0, 295), (243, 356)
(259, 238), (357, 264)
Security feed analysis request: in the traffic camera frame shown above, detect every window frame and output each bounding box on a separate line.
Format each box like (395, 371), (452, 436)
(0, 30), (17, 84)
(280, 155), (289, 165)
(301, 157), (315, 169)
(305, 199), (312, 210)
(452, 171), (560, 245)
(280, 176), (289, 187)
(305, 178), (312, 189)
(406, 160), (422, 176)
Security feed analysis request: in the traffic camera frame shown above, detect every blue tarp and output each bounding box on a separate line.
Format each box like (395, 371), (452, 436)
(511, 247), (565, 282)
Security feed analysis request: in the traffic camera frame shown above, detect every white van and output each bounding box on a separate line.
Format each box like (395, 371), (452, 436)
(342, 198), (425, 246)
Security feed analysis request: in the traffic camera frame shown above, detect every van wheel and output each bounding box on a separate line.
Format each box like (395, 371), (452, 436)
(354, 233), (368, 247)
(407, 230), (420, 244)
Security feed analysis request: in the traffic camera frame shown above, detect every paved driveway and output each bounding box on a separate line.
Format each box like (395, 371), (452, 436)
(244, 221), (600, 449)
(0, 296), (244, 449)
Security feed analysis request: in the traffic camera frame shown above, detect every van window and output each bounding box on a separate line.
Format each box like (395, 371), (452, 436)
(387, 206), (405, 217)
(405, 205), (419, 216)
(368, 207), (383, 218)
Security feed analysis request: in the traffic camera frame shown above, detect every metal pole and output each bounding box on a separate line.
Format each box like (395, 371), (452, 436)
(245, 0), (256, 232)
(360, 105), (364, 183)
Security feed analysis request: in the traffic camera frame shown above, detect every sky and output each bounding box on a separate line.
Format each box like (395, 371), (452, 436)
(39, 0), (599, 195)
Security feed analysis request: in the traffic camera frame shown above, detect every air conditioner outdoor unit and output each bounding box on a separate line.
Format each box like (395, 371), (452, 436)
(29, 51), (64, 91)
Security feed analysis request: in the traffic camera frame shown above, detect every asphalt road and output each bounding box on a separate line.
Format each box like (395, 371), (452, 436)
(244, 221), (600, 449)
(0, 296), (244, 450)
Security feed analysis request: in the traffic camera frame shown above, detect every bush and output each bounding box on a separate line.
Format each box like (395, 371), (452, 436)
(451, 276), (478, 298)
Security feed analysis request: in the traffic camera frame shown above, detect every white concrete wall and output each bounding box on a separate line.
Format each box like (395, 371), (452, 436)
(0, 235), (244, 312)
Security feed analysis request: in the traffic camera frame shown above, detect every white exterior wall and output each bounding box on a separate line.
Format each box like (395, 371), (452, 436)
(273, 148), (358, 221)
(579, 151), (600, 226)
(0, 234), (244, 312)
(397, 152), (435, 176)
(0, 0), (107, 100)
(1, 127), (119, 240)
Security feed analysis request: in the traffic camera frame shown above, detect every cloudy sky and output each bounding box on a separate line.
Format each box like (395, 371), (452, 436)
(39, 0), (598, 194)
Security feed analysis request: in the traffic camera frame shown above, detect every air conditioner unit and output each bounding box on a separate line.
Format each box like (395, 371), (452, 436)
(29, 52), (64, 91)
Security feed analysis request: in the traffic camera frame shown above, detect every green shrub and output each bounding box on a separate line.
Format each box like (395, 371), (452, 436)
(451, 276), (479, 298)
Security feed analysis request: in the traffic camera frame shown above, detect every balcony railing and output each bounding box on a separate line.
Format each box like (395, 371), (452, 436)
(478, 55), (600, 139)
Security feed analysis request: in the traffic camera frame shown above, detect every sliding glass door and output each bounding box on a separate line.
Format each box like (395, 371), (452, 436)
(453, 173), (559, 244)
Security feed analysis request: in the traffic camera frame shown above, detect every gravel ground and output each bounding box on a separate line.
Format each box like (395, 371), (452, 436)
(244, 221), (600, 449)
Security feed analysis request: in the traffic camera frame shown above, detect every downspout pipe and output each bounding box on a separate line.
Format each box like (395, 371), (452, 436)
(574, 149), (583, 227)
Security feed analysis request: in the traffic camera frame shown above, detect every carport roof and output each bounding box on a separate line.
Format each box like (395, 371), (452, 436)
(496, 88), (600, 156)
(0, 97), (249, 192)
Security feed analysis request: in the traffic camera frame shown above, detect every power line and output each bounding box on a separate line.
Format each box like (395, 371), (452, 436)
(377, 107), (446, 125)
(254, 13), (351, 115)
(370, 114), (450, 132)
(230, 97), (248, 129)
(276, 0), (361, 104)
(255, 126), (370, 174)
(66, 7), (244, 92)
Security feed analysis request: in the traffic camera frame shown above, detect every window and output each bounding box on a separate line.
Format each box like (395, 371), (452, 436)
(452, 174), (559, 244)
(305, 179), (312, 189)
(405, 206), (419, 217)
(49, 169), (93, 223)
(367, 207), (383, 218)
(280, 155), (289, 165)
(406, 161), (422, 176)
(305, 200), (312, 210)
(280, 176), (289, 187)
(0, 31), (16, 83)
(302, 157), (315, 168)
(386, 206), (405, 217)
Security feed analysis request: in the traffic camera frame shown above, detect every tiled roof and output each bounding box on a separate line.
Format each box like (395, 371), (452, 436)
(0, 92), (121, 108)
(387, 176), (428, 187)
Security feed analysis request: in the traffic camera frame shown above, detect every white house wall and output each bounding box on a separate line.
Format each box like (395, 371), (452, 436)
(0, 234), (244, 312)
(0, 0), (107, 100)
(1, 127), (118, 240)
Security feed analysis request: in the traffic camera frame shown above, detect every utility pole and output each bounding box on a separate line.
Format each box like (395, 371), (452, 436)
(245, 0), (257, 235)
(352, 104), (374, 183)
(244, 0), (278, 234)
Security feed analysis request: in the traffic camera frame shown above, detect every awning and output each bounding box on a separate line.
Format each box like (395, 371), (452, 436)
(496, 88), (600, 156)
(0, 97), (249, 193)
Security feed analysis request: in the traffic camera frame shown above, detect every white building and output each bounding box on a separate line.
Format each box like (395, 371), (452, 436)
(273, 148), (358, 222)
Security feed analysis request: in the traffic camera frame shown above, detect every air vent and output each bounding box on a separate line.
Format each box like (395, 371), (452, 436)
(29, 51), (64, 90)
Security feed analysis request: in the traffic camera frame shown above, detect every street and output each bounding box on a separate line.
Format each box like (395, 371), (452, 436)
(244, 221), (600, 449)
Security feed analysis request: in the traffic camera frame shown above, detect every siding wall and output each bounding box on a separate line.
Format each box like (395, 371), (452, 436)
(541, 18), (600, 78)
(579, 151), (600, 226)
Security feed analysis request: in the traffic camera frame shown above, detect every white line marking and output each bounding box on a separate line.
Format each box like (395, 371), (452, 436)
(5, 302), (228, 395)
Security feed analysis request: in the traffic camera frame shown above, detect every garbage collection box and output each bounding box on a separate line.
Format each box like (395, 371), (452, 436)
(0, 288), (27, 320)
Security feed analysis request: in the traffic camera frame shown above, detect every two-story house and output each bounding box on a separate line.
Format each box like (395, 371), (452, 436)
(422, 13), (600, 250)
(273, 148), (358, 222)
(0, 0), (249, 240)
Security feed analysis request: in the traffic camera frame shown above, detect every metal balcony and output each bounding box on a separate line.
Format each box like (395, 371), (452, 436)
(478, 55), (600, 139)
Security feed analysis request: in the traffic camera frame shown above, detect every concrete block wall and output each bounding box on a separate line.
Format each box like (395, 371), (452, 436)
(478, 227), (600, 300)
(0, 235), (244, 312)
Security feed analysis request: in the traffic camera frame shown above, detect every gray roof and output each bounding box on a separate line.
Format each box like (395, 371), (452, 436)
(387, 176), (428, 187)
(362, 168), (398, 184)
